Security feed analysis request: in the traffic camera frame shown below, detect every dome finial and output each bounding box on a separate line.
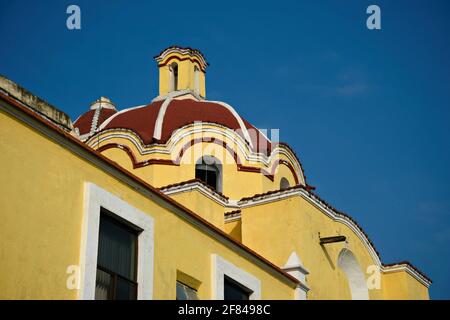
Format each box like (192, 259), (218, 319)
(90, 96), (116, 110)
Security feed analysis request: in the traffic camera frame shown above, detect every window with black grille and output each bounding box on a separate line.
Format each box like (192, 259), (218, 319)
(95, 210), (139, 300)
(195, 157), (221, 191)
(224, 276), (251, 300)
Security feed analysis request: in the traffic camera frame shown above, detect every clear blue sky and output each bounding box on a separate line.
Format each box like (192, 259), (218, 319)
(1, 0), (449, 299)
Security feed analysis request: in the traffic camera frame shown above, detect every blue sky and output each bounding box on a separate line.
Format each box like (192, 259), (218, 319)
(1, 0), (449, 299)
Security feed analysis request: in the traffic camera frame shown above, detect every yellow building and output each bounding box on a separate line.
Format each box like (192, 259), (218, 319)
(0, 46), (431, 300)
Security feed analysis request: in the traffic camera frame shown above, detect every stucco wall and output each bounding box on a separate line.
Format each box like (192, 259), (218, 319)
(0, 108), (296, 300)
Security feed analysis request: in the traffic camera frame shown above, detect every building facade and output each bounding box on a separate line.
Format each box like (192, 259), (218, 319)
(0, 46), (431, 299)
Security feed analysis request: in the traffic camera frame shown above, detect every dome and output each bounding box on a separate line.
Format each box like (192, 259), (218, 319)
(74, 47), (271, 154)
(75, 97), (272, 154)
(73, 97), (117, 137)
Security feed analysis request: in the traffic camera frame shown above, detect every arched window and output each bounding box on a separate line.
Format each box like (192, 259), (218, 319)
(280, 177), (290, 190)
(194, 66), (200, 95)
(195, 156), (222, 192)
(337, 249), (369, 300)
(170, 62), (178, 91)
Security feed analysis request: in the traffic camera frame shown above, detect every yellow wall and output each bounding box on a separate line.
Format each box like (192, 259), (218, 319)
(382, 272), (429, 300)
(238, 195), (430, 300)
(168, 189), (226, 230)
(82, 120), (431, 300)
(225, 219), (242, 242)
(0, 108), (296, 299)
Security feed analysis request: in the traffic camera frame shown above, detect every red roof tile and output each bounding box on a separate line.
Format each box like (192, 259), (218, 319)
(95, 99), (271, 153)
(74, 108), (117, 135)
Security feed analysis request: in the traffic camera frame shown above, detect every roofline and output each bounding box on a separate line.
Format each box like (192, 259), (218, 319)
(0, 91), (300, 288)
(238, 184), (432, 287)
(159, 178), (230, 203)
(154, 45), (209, 66)
(382, 261), (432, 285)
(0, 75), (73, 131)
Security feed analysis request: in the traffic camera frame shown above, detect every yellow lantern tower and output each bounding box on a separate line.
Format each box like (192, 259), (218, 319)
(154, 46), (208, 99)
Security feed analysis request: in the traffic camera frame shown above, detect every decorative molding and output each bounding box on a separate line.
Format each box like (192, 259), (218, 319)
(202, 100), (254, 149)
(96, 104), (148, 132)
(94, 136), (303, 185)
(80, 183), (154, 300)
(211, 254), (261, 300)
(153, 98), (173, 140)
(152, 89), (203, 102)
(224, 210), (242, 223)
(239, 187), (382, 267)
(89, 107), (101, 136)
(381, 264), (431, 288)
(154, 46), (209, 71)
(97, 143), (176, 168)
(88, 122), (305, 184)
(282, 252), (309, 300)
(269, 159), (299, 185)
(161, 180), (230, 207)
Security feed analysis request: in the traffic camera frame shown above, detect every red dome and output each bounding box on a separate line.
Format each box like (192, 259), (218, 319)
(74, 108), (117, 135)
(75, 98), (271, 154)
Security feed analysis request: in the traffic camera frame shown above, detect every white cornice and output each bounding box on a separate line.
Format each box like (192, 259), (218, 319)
(239, 188), (382, 266)
(160, 181), (230, 207)
(152, 90), (203, 102)
(381, 264), (431, 288)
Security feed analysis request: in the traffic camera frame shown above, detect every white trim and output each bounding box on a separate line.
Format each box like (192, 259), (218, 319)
(153, 98), (173, 140)
(239, 188), (382, 267)
(152, 89), (203, 102)
(89, 107), (101, 136)
(211, 254), (261, 300)
(381, 264), (431, 288)
(224, 213), (242, 223)
(87, 124), (305, 185)
(96, 104), (147, 132)
(155, 47), (208, 70)
(161, 181), (230, 207)
(152, 98), (255, 149)
(282, 252), (309, 300)
(205, 100), (254, 149)
(79, 183), (154, 300)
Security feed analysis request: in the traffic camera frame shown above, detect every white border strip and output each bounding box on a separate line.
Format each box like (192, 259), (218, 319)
(161, 181), (231, 207)
(211, 254), (261, 300)
(239, 188), (382, 265)
(381, 264), (431, 288)
(79, 182), (155, 300)
(87, 124), (305, 185)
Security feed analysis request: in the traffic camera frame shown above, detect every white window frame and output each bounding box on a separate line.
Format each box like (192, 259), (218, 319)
(79, 182), (154, 300)
(211, 254), (261, 300)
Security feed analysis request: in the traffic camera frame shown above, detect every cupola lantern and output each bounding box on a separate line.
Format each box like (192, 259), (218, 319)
(154, 46), (208, 98)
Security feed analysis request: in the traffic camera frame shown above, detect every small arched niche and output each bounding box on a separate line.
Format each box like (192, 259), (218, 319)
(170, 62), (179, 91)
(195, 156), (222, 192)
(337, 249), (369, 300)
(280, 177), (290, 190)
